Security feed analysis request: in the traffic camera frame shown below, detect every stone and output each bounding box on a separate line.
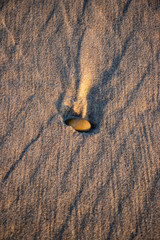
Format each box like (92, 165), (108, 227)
(65, 117), (91, 132)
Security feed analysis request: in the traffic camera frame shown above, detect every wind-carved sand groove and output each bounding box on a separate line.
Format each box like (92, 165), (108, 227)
(63, 27), (102, 121)
(73, 71), (92, 119)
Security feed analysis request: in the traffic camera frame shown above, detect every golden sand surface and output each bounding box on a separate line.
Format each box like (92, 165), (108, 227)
(0, 0), (160, 239)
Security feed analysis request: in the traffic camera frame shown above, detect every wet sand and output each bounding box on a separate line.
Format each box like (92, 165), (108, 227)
(0, 0), (160, 239)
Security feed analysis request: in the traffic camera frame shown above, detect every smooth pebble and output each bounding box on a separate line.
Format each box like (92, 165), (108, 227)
(65, 118), (91, 132)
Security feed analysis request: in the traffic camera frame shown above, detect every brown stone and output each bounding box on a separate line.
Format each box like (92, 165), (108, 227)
(65, 118), (91, 132)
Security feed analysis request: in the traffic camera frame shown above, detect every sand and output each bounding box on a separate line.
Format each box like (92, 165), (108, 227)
(0, 0), (160, 239)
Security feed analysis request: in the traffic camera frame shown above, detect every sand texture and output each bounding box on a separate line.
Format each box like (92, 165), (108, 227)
(0, 0), (160, 239)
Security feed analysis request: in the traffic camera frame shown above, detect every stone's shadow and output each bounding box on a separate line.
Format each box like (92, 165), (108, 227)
(86, 80), (114, 134)
(86, 30), (135, 134)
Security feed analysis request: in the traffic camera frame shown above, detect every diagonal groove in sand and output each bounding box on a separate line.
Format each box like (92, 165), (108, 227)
(35, 3), (61, 41)
(0, 1), (5, 11)
(114, 0), (133, 33)
(40, 3), (57, 33)
(82, 0), (90, 17)
(45, 6), (56, 27)
(0, 94), (36, 148)
(121, 0), (133, 22)
(60, 139), (85, 193)
(1, 112), (57, 183)
(106, 29), (135, 79)
(109, 64), (150, 136)
(2, 126), (44, 183)
(127, 170), (160, 240)
(55, 183), (85, 240)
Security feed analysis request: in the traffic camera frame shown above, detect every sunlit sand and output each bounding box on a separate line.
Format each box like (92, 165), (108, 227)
(1, 1), (159, 239)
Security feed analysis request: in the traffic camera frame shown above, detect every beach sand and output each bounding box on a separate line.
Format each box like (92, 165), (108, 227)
(0, 0), (160, 239)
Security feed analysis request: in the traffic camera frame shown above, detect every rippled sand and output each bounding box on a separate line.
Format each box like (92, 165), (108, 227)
(0, 0), (160, 239)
